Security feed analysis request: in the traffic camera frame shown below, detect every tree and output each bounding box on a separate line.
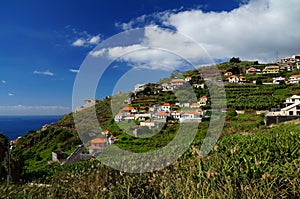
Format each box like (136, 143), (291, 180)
(230, 57), (241, 63)
(256, 78), (263, 85)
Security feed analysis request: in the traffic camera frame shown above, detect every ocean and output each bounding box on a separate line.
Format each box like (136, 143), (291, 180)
(0, 115), (62, 140)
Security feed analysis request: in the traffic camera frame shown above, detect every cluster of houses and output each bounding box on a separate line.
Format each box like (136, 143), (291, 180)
(224, 54), (300, 84)
(114, 96), (208, 127)
(134, 76), (204, 93)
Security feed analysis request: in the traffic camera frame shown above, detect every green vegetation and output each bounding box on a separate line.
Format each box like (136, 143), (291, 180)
(0, 118), (299, 198)
(1, 59), (300, 197)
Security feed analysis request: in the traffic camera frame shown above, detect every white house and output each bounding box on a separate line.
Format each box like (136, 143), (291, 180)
(140, 120), (155, 127)
(114, 113), (124, 122)
(246, 67), (261, 75)
(171, 110), (182, 119)
(156, 111), (169, 120)
(224, 71), (233, 76)
(199, 96), (208, 106)
(289, 74), (300, 84)
(171, 79), (184, 87)
(161, 103), (171, 112)
(228, 75), (239, 83)
(273, 77), (285, 84)
(134, 84), (145, 92)
(179, 111), (202, 123)
(280, 102), (300, 116)
(263, 66), (279, 74)
(184, 76), (192, 82)
(285, 95), (300, 106)
(161, 83), (174, 91)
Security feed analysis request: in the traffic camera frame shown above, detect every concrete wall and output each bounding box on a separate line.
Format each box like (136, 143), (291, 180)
(265, 116), (300, 126)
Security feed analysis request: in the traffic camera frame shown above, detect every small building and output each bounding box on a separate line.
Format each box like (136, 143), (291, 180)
(121, 106), (137, 116)
(156, 111), (169, 120)
(199, 96), (208, 106)
(228, 75), (239, 83)
(184, 76), (192, 82)
(161, 103), (171, 112)
(190, 103), (200, 108)
(114, 113), (124, 122)
(289, 74), (300, 84)
(273, 77), (285, 84)
(239, 76), (246, 83)
(140, 120), (155, 128)
(134, 84), (145, 92)
(280, 57), (295, 64)
(171, 110), (182, 119)
(171, 79), (184, 87)
(224, 71), (233, 76)
(280, 102), (300, 116)
(193, 83), (205, 89)
(262, 66), (279, 74)
(89, 138), (108, 154)
(246, 67), (261, 75)
(285, 95), (300, 106)
(161, 83), (174, 91)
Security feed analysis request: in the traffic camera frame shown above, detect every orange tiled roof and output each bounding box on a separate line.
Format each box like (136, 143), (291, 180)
(122, 106), (134, 111)
(185, 111), (200, 115)
(91, 138), (107, 144)
(157, 111), (168, 116)
(162, 103), (171, 106)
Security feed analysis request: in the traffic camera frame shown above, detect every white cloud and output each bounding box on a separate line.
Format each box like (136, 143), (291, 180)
(89, 27), (211, 70)
(71, 34), (101, 47)
(89, 35), (100, 44)
(33, 70), (54, 76)
(1, 80), (6, 84)
(162, 0), (300, 62)
(117, 0), (300, 63)
(8, 93), (14, 96)
(69, 69), (80, 73)
(72, 38), (85, 47)
(0, 105), (71, 116)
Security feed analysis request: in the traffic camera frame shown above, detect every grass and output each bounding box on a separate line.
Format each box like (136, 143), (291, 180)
(1, 117), (299, 198)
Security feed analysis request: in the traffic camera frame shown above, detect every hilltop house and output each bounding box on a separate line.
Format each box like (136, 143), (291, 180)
(199, 96), (208, 106)
(180, 110), (202, 123)
(280, 57), (296, 64)
(161, 83), (174, 91)
(89, 138), (108, 154)
(285, 95), (300, 106)
(289, 74), (300, 84)
(161, 103), (171, 112)
(239, 76), (246, 83)
(134, 84), (145, 92)
(273, 77), (286, 84)
(224, 71), (233, 76)
(263, 66), (279, 74)
(280, 102), (300, 116)
(246, 67), (261, 75)
(171, 110), (182, 119)
(156, 111), (169, 120)
(228, 75), (239, 83)
(184, 76), (192, 82)
(190, 103), (200, 108)
(171, 79), (184, 87)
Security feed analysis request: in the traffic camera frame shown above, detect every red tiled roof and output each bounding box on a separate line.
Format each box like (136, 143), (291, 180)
(157, 111), (168, 116)
(162, 103), (171, 106)
(122, 106), (134, 111)
(91, 138), (107, 144)
(171, 79), (184, 82)
(185, 111), (200, 115)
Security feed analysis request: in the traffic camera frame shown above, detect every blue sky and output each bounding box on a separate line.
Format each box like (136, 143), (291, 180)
(0, 0), (299, 115)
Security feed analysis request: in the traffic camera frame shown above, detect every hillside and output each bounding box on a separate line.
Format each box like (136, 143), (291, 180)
(1, 59), (300, 197)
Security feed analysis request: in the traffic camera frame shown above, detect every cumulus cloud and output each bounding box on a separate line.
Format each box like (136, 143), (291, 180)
(0, 105), (71, 115)
(118, 0), (300, 63)
(72, 38), (85, 47)
(69, 69), (80, 73)
(89, 27), (211, 70)
(8, 93), (14, 96)
(33, 70), (54, 76)
(71, 33), (101, 47)
(1, 80), (6, 84)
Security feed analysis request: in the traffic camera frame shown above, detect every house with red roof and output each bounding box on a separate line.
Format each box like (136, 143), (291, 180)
(199, 96), (208, 106)
(89, 138), (108, 154)
(161, 103), (171, 112)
